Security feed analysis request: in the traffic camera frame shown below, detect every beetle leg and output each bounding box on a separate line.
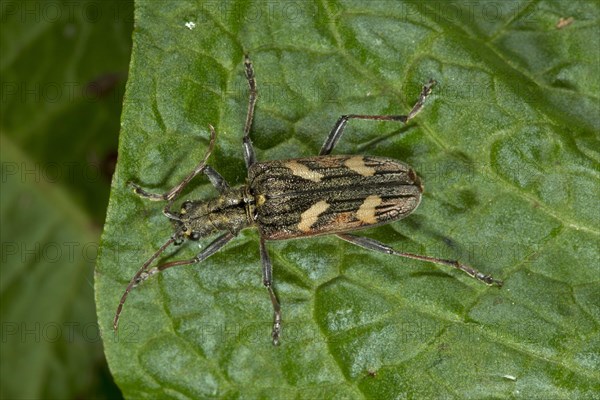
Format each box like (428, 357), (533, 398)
(242, 54), (258, 168)
(129, 125), (218, 219)
(113, 232), (235, 332)
(319, 79), (437, 156)
(337, 233), (503, 286)
(259, 237), (282, 346)
(203, 165), (231, 194)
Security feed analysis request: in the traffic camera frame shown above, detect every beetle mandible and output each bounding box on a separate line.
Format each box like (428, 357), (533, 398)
(113, 55), (502, 346)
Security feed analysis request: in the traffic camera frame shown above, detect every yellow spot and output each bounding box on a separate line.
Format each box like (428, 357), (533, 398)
(180, 208), (187, 214)
(357, 195), (381, 224)
(286, 160), (324, 182)
(344, 156), (375, 176)
(298, 200), (330, 232)
(257, 194), (266, 206)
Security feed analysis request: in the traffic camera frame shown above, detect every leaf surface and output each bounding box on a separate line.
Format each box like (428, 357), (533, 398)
(96, 1), (600, 398)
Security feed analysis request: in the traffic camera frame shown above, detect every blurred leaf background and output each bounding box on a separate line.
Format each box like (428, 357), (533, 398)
(3, 0), (600, 399)
(1, 0), (131, 398)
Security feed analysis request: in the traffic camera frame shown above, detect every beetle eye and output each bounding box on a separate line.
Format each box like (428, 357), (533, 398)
(182, 201), (192, 210)
(190, 232), (201, 241)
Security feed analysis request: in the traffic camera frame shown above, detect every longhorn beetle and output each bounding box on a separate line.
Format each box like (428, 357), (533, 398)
(113, 55), (503, 346)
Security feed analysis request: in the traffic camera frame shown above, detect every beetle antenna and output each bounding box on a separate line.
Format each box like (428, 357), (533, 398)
(113, 236), (176, 331)
(127, 125), (217, 219)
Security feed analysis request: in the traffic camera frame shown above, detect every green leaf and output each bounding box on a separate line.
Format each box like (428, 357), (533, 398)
(1, 136), (101, 399)
(97, 1), (600, 398)
(1, 0), (132, 398)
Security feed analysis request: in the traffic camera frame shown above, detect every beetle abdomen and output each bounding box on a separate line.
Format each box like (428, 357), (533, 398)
(248, 155), (422, 240)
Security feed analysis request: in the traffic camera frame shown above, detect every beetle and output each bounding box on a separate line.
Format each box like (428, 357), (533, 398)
(113, 55), (502, 345)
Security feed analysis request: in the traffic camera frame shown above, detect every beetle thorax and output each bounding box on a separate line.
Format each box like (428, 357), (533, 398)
(177, 186), (254, 240)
